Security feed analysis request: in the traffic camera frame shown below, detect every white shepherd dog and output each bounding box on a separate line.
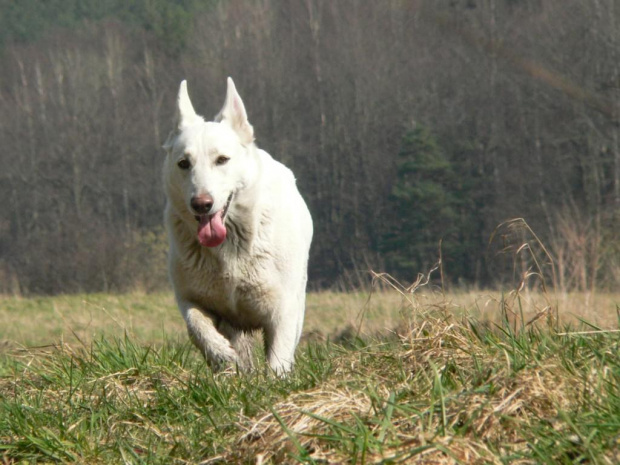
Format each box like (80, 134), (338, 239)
(163, 78), (313, 374)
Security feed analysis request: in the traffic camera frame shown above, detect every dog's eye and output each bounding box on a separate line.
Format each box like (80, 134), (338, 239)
(177, 159), (191, 170)
(215, 156), (230, 166)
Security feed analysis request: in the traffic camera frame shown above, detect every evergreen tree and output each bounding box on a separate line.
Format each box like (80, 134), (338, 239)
(381, 125), (459, 282)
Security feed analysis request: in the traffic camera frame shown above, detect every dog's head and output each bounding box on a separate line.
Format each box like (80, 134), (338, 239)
(163, 78), (257, 247)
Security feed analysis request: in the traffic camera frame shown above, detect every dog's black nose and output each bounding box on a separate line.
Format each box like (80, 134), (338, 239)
(191, 194), (214, 214)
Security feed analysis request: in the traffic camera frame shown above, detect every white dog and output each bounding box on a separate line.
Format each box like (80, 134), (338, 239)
(163, 78), (313, 374)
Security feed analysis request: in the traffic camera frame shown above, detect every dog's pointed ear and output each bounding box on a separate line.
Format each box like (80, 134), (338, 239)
(177, 80), (198, 128)
(163, 80), (199, 152)
(218, 77), (254, 145)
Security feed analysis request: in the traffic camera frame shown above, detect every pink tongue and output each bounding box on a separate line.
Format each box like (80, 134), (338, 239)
(197, 211), (227, 247)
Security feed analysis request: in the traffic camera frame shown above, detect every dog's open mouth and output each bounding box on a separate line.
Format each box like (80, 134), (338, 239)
(195, 193), (234, 247)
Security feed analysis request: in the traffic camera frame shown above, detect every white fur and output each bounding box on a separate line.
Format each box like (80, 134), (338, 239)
(163, 78), (313, 374)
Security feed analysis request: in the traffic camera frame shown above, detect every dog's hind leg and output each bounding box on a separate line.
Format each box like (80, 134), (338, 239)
(218, 321), (255, 372)
(180, 302), (238, 371)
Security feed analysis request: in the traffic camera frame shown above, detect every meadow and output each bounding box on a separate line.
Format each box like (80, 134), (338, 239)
(0, 285), (619, 463)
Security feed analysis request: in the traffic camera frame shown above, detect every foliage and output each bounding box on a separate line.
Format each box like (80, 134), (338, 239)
(0, 0), (207, 52)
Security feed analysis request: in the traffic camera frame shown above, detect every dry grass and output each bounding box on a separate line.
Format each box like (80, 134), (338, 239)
(0, 293), (183, 349)
(1, 289), (618, 349)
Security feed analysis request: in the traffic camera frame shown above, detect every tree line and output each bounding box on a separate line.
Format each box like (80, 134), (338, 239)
(1, 0), (619, 294)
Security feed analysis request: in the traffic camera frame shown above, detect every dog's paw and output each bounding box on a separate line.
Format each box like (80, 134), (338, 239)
(267, 358), (293, 377)
(205, 342), (239, 372)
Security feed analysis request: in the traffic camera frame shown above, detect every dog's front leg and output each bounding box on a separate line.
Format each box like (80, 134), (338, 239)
(264, 309), (301, 375)
(179, 302), (238, 371)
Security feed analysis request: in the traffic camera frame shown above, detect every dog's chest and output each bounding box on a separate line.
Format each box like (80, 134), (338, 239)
(183, 248), (277, 329)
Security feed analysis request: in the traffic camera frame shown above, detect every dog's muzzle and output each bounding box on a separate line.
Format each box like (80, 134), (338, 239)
(193, 192), (234, 222)
(222, 192), (234, 219)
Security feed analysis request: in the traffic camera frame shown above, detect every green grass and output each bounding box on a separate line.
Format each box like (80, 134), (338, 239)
(1, 290), (619, 463)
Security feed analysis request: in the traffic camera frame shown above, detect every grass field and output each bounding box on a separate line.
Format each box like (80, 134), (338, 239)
(1, 287), (619, 463)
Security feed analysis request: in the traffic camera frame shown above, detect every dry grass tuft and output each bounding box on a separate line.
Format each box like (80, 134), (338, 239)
(224, 308), (592, 463)
(233, 388), (372, 463)
(219, 256), (619, 464)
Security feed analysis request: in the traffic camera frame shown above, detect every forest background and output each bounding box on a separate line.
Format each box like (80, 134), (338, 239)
(1, 0), (619, 295)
